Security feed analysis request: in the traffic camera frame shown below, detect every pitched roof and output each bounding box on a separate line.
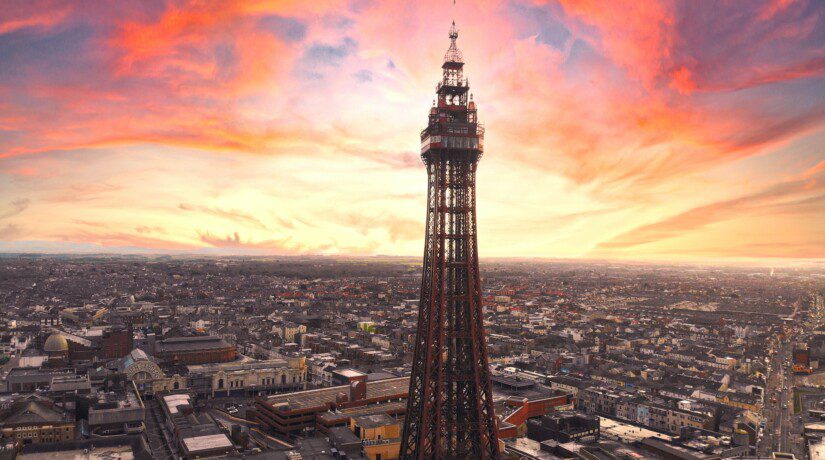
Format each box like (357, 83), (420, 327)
(3, 401), (67, 425)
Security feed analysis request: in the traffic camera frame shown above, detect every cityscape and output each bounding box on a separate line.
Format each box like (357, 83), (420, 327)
(1, 1), (824, 460)
(0, 256), (823, 459)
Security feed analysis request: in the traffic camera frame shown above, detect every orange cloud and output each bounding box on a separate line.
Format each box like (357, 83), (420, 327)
(598, 168), (825, 252)
(110, 1), (298, 95)
(669, 66), (696, 94)
(554, 0), (676, 91)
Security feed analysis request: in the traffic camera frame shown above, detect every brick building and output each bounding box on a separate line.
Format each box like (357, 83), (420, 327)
(154, 336), (237, 365)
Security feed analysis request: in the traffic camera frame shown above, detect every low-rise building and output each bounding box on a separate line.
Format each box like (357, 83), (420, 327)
(187, 358), (306, 398)
(255, 376), (409, 437)
(159, 393), (234, 459)
(87, 385), (145, 436)
(526, 412), (600, 443)
(351, 413), (401, 460)
(0, 397), (75, 446)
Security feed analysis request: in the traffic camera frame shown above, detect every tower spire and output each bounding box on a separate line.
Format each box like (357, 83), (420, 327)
(444, 21), (463, 64)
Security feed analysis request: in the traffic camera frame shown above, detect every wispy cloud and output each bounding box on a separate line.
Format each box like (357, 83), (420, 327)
(197, 230), (332, 254)
(598, 168), (825, 251)
(0, 199), (30, 219)
(179, 203), (268, 230)
(0, 224), (22, 239)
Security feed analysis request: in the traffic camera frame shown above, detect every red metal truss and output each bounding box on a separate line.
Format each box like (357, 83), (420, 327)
(401, 22), (500, 460)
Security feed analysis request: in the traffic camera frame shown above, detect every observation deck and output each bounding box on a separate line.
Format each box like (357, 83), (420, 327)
(420, 121), (484, 156)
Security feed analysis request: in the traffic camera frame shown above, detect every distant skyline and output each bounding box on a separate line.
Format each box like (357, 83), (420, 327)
(0, 0), (823, 263)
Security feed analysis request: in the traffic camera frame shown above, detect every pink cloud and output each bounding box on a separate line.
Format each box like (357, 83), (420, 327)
(0, 3), (72, 35)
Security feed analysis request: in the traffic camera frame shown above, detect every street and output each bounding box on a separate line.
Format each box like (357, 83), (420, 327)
(144, 399), (175, 460)
(760, 329), (805, 459)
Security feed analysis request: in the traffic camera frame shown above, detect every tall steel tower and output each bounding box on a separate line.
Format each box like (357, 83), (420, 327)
(401, 22), (499, 459)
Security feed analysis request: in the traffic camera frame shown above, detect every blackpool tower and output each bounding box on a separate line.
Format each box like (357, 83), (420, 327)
(401, 22), (500, 459)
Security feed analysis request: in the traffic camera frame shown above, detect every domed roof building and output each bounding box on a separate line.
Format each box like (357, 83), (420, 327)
(43, 333), (69, 363)
(44, 333), (68, 354)
(113, 348), (165, 393)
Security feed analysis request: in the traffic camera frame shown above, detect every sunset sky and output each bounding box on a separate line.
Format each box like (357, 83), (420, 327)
(0, 0), (823, 262)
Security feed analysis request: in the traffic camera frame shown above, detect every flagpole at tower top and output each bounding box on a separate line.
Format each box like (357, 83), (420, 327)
(452, 0), (457, 29)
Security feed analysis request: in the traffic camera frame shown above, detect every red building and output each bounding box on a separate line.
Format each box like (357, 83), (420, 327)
(154, 336), (237, 365)
(794, 346), (810, 367)
(100, 326), (133, 359)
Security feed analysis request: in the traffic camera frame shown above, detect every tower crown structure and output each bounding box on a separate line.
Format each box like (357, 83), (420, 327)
(402, 21), (499, 460)
(420, 22), (483, 162)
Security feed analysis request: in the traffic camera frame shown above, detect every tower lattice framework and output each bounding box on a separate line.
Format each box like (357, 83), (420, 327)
(401, 22), (500, 460)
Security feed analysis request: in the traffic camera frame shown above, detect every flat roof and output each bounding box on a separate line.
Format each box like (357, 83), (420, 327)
(18, 356), (47, 368)
(600, 417), (673, 443)
(182, 433), (233, 453)
(156, 335), (231, 352)
(492, 374), (535, 389)
(6, 367), (76, 384)
(334, 369), (367, 378)
(353, 413), (397, 429)
(19, 445), (135, 459)
(641, 438), (705, 460)
(329, 426), (361, 445)
(7, 367), (75, 376)
(264, 377), (409, 411)
(810, 437), (825, 460)
(318, 400), (406, 424)
(187, 358), (290, 373)
(162, 394), (191, 414)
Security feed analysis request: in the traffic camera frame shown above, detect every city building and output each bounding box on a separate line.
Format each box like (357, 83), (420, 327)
(255, 376), (409, 437)
(187, 357), (306, 397)
(351, 413), (402, 460)
(154, 335), (237, 365)
(0, 397), (75, 446)
(526, 412), (600, 444)
(158, 393), (234, 459)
